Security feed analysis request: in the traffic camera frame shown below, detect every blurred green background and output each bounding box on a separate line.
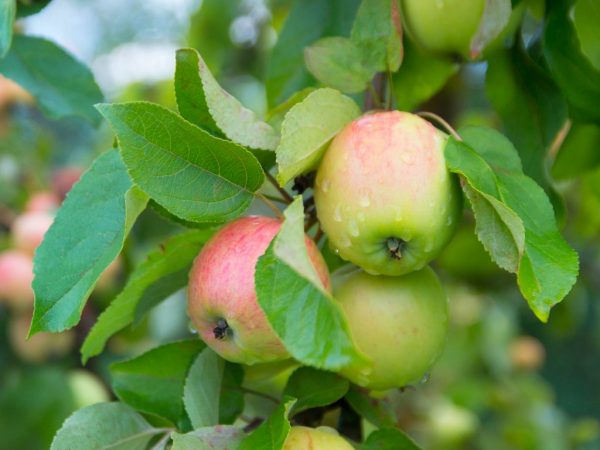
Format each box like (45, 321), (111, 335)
(0, 1), (598, 449)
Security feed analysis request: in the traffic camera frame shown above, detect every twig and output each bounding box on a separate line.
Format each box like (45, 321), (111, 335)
(266, 171), (293, 203)
(416, 111), (461, 141)
(314, 226), (324, 244)
(257, 193), (284, 220)
(548, 119), (572, 159)
(385, 70), (394, 110)
(262, 193), (289, 205)
(364, 73), (386, 111)
(305, 215), (318, 232)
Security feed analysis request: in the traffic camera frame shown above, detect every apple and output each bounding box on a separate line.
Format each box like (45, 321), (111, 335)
(188, 216), (331, 365)
(11, 211), (54, 256)
(9, 312), (75, 363)
(314, 111), (461, 276)
(52, 166), (83, 200)
(25, 191), (61, 213)
(283, 426), (353, 450)
(401, 0), (485, 57)
(334, 267), (448, 390)
(68, 370), (110, 408)
(0, 250), (34, 310)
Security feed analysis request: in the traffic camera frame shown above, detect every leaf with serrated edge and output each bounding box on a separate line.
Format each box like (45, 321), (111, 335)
(284, 367), (349, 415)
(81, 229), (213, 362)
(256, 197), (370, 373)
(183, 348), (223, 429)
(361, 428), (422, 450)
(97, 102), (265, 224)
(171, 426), (244, 450)
(238, 398), (296, 450)
(30, 150), (147, 335)
(50, 402), (161, 450)
(176, 48), (279, 151)
(110, 340), (205, 425)
(469, 0), (511, 59)
(276, 88), (360, 186)
(0, 35), (103, 124)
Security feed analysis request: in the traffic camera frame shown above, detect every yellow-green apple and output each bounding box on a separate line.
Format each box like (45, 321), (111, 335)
(334, 267), (448, 390)
(188, 216), (331, 365)
(314, 111), (461, 276)
(9, 312), (75, 363)
(283, 426), (353, 450)
(401, 0), (485, 57)
(25, 191), (61, 213)
(11, 211), (54, 255)
(0, 250), (34, 310)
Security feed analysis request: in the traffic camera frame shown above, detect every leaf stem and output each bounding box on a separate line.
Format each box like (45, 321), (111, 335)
(149, 431), (172, 450)
(385, 70), (394, 110)
(262, 193), (290, 205)
(257, 193), (284, 220)
(266, 171), (294, 203)
(416, 111), (461, 141)
(548, 119), (572, 159)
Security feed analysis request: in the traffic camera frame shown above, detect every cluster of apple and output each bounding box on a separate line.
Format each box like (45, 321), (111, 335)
(187, 111), (461, 401)
(0, 167), (118, 363)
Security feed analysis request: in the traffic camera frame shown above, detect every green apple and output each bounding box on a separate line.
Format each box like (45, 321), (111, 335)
(188, 216), (331, 365)
(334, 267), (448, 390)
(283, 426), (353, 450)
(68, 370), (110, 408)
(314, 111), (461, 276)
(401, 0), (485, 57)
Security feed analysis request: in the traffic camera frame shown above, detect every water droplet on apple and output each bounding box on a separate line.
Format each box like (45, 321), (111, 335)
(419, 372), (430, 384)
(340, 235), (352, 248)
(333, 247), (340, 254)
(359, 194), (370, 207)
(334, 205), (343, 222)
(348, 219), (359, 237)
(321, 179), (330, 193)
(357, 211), (366, 222)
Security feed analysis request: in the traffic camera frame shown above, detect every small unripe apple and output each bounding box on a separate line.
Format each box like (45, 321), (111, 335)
(188, 216), (331, 365)
(401, 0), (485, 57)
(283, 426), (353, 450)
(9, 312), (75, 363)
(11, 211), (54, 256)
(68, 370), (110, 408)
(0, 250), (34, 310)
(334, 267), (448, 390)
(314, 111), (461, 276)
(25, 191), (61, 213)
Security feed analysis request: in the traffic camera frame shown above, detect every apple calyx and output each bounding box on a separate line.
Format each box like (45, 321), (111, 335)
(213, 318), (232, 340)
(386, 237), (405, 260)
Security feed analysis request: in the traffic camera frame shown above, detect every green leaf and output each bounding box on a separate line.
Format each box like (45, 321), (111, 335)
(304, 37), (372, 93)
(31, 150), (147, 334)
(361, 428), (422, 450)
(573, 0), (600, 70)
(175, 48), (278, 167)
(392, 40), (458, 111)
(543, 1), (600, 124)
(345, 385), (396, 428)
(51, 403), (161, 450)
(110, 340), (205, 425)
(486, 45), (567, 191)
(255, 197), (370, 372)
(469, 0), (511, 59)
(184, 348), (223, 429)
(283, 367), (349, 415)
(445, 127), (579, 321)
(275, 88), (360, 186)
(266, 0), (361, 106)
(266, 88), (315, 133)
(219, 363), (245, 424)
(552, 122), (600, 179)
(97, 102), (265, 224)
(0, 0), (15, 57)
(351, 0), (403, 72)
(16, 0), (50, 17)
(171, 426), (244, 450)
(0, 35), (103, 125)
(81, 229), (213, 362)
(238, 398), (295, 450)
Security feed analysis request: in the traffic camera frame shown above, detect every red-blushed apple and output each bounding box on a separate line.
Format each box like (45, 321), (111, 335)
(25, 191), (61, 213)
(11, 211), (54, 256)
(334, 267), (448, 390)
(283, 426), (353, 449)
(0, 250), (34, 310)
(188, 216), (331, 365)
(9, 312), (75, 363)
(52, 166), (83, 200)
(314, 111), (461, 276)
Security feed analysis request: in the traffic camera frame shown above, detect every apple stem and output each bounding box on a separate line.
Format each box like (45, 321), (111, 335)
(266, 171), (294, 203)
(415, 111), (461, 141)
